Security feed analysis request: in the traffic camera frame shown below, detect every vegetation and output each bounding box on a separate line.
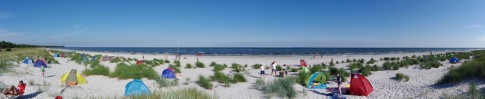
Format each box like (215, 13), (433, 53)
(130, 88), (215, 99)
(82, 65), (110, 76)
(233, 73), (247, 82)
(157, 78), (178, 87)
(252, 64), (261, 69)
(366, 58), (376, 64)
(329, 59), (335, 66)
(253, 79), (265, 90)
(296, 71), (311, 84)
(210, 61), (217, 66)
(197, 75), (213, 90)
(261, 77), (297, 98)
(169, 64), (181, 73)
(213, 64), (225, 72)
(110, 63), (159, 80)
(438, 50), (485, 84)
(211, 72), (232, 87)
(395, 73), (409, 82)
(185, 63), (193, 69)
(196, 62), (205, 68)
(309, 64), (323, 73)
(230, 63), (245, 73)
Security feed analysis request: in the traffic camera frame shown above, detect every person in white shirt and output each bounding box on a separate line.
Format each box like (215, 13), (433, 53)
(260, 64), (265, 78)
(271, 61), (277, 76)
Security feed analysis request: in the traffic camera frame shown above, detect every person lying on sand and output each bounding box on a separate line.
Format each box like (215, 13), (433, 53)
(3, 80), (26, 95)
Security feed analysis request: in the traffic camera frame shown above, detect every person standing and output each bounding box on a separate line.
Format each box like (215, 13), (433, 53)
(260, 64), (265, 78)
(336, 74), (343, 98)
(271, 61), (277, 76)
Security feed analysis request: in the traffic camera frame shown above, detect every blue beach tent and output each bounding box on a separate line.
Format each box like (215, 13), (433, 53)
(22, 57), (33, 64)
(162, 67), (176, 79)
(34, 60), (47, 68)
(125, 79), (151, 96)
(449, 57), (459, 63)
(306, 72), (327, 89)
(91, 56), (97, 61)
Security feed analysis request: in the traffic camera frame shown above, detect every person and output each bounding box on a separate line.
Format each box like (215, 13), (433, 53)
(260, 64), (265, 78)
(41, 64), (45, 78)
(3, 80), (26, 95)
(336, 74), (343, 98)
(271, 61), (277, 76)
(279, 69), (287, 77)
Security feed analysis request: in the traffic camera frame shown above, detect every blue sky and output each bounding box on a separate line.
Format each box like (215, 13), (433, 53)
(0, 0), (484, 47)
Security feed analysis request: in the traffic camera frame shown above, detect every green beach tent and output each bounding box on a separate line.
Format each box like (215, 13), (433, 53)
(305, 72), (327, 89)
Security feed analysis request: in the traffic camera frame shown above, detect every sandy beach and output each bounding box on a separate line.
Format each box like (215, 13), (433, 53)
(0, 49), (479, 99)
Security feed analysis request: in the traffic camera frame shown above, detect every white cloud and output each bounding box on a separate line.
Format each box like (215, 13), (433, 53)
(468, 25), (481, 28)
(477, 36), (485, 42)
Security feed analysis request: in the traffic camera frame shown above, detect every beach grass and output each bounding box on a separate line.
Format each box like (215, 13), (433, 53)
(232, 73), (247, 82)
(395, 73), (409, 82)
(261, 77), (297, 98)
(438, 50), (485, 84)
(110, 63), (159, 80)
(196, 61), (205, 68)
(82, 65), (110, 76)
(185, 63), (192, 69)
(213, 64), (225, 72)
(128, 88), (215, 99)
(157, 78), (178, 87)
(197, 75), (213, 90)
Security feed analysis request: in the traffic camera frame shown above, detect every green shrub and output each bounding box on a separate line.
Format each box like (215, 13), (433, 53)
(174, 60), (181, 67)
(468, 82), (481, 99)
(110, 63), (159, 80)
(329, 66), (338, 75)
(253, 79), (265, 90)
(185, 63), (193, 69)
(233, 73), (247, 82)
(196, 62), (205, 68)
(419, 60), (442, 69)
(329, 59), (335, 66)
(230, 63), (244, 73)
(296, 71), (311, 84)
(197, 75), (213, 90)
(213, 64), (225, 72)
(5, 48), (12, 51)
(252, 64), (261, 69)
(210, 61), (217, 66)
(261, 77), (296, 98)
(169, 65), (181, 73)
(361, 66), (372, 76)
(290, 68), (298, 72)
(82, 66), (110, 76)
(321, 63), (327, 69)
(157, 78), (178, 87)
(276, 65), (282, 71)
(310, 64), (323, 73)
(395, 73), (409, 82)
(110, 57), (122, 63)
(366, 58), (376, 64)
(211, 72), (232, 84)
(164, 59), (170, 63)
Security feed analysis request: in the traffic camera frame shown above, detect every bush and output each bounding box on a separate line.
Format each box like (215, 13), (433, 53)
(296, 71), (311, 84)
(210, 61), (217, 66)
(338, 68), (349, 82)
(367, 58), (376, 64)
(196, 62), (205, 68)
(276, 65), (282, 71)
(110, 57), (122, 63)
(438, 50), (485, 84)
(329, 66), (338, 75)
(321, 63), (327, 69)
(419, 60), (442, 69)
(310, 64), (323, 73)
(185, 63), (193, 69)
(253, 79), (265, 90)
(157, 78), (178, 87)
(231, 63), (244, 73)
(261, 77), (297, 98)
(197, 75), (213, 90)
(290, 68), (298, 72)
(169, 65), (181, 73)
(395, 73), (409, 82)
(174, 60), (181, 67)
(361, 66), (372, 76)
(165, 59), (170, 63)
(213, 64), (225, 72)
(5, 48), (11, 51)
(211, 72), (232, 87)
(233, 73), (247, 82)
(329, 59), (335, 66)
(252, 64), (261, 69)
(82, 66), (110, 76)
(110, 63), (159, 80)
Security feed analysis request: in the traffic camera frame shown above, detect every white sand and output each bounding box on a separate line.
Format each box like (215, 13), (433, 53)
(0, 49), (479, 99)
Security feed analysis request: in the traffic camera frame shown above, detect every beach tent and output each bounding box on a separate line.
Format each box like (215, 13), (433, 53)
(449, 57), (459, 63)
(300, 59), (307, 67)
(82, 57), (88, 63)
(349, 74), (373, 96)
(136, 60), (144, 65)
(162, 67), (176, 79)
(124, 79), (151, 96)
(301, 67), (310, 73)
(61, 54), (65, 58)
(61, 69), (87, 86)
(34, 59), (47, 68)
(91, 56), (97, 61)
(22, 57), (33, 64)
(305, 72), (327, 89)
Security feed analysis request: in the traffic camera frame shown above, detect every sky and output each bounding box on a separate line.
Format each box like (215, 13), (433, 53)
(0, 0), (484, 47)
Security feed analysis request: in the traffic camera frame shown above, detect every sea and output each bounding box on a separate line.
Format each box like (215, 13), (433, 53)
(58, 47), (482, 56)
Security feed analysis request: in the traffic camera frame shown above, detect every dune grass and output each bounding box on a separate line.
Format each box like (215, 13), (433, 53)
(82, 65), (110, 76)
(213, 64), (225, 72)
(196, 61), (205, 68)
(211, 71), (232, 87)
(261, 77), (297, 98)
(395, 73), (409, 82)
(128, 88), (215, 99)
(197, 75), (213, 90)
(185, 63), (193, 69)
(233, 73), (247, 82)
(157, 78), (178, 87)
(110, 63), (159, 80)
(437, 50), (485, 84)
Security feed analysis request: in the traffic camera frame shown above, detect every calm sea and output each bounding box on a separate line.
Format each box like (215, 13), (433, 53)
(58, 47), (481, 55)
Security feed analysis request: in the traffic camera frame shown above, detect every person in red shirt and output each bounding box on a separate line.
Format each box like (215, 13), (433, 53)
(3, 80), (26, 95)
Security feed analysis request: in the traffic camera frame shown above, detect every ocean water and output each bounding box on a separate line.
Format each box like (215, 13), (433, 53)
(59, 47), (481, 55)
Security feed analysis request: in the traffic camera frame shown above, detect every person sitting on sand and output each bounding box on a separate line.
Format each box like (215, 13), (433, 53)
(3, 80), (26, 95)
(279, 69), (287, 77)
(260, 64), (265, 78)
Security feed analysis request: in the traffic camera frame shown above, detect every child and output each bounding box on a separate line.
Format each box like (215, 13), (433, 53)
(41, 64), (45, 78)
(260, 64), (265, 78)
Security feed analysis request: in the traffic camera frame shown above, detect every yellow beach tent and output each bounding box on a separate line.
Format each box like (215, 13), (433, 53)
(61, 69), (87, 86)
